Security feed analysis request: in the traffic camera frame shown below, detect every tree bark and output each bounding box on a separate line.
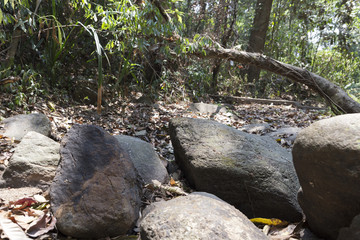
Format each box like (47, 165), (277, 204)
(195, 47), (360, 113)
(245, 0), (273, 86)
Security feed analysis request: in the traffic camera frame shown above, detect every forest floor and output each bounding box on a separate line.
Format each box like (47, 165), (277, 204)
(0, 91), (331, 239)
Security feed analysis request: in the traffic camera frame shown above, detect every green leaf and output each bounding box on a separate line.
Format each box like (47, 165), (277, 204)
(56, 21), (62, 46)
(0, 9), (3, 24)
(10, 0), (15, 9)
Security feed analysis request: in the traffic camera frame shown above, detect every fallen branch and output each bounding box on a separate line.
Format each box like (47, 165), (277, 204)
(195, 47), (360, 114)
(210, 95), (326, 110)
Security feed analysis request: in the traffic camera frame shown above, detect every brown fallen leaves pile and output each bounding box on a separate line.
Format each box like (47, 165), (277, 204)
(0, 194), (56, 239)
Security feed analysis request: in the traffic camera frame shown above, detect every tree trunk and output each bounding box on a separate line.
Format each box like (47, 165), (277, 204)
(245, 0), (273, 87)
(195, 47), (360, 114)
(6, 29), (22, 67)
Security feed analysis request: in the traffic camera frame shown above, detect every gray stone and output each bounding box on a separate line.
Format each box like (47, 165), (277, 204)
(169, 117), (302, 222)
(50, 125), (142, 239)
(188, 102), (227, 114)
(135, 130), (147, 137)
(293, 113), (360, 240)
(1, 113), (51, 140)
(140, 192), (268, 240)
(2, 131), (60, 189)
(240, 123), (271, 134)
(114, 135), (169, 184)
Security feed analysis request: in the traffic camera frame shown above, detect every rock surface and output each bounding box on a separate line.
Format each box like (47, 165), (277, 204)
(114, 135), (169, 184)
(1, 113), (52, 140)
(293, 113), (360, 240)
(50, 125), (142, 239)
(169, 117), (302, 222)
(2, 131), (60, 189)
(140, 192), (268, 240)
(188, 102), (227, 114)
(337, 214), (360, 240)
(240, 123), (271, 134)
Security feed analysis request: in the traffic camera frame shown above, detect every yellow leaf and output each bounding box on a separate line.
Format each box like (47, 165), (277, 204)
(170, 177), (176, 186)
(250, 218), (288, 227)
(0, 9), (3, 24)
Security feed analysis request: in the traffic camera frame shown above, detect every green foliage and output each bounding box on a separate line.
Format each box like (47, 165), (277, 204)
(313, 49), (360, 86)
(311, 49), (360, 101)
(1, 0), (359, 105)
(186, 62), (212, 97)
(0, 66), (43, 109)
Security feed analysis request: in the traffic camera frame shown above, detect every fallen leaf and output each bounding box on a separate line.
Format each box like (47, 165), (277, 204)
(11, 198), (37, 210)
(25, 211), (56, 238)
(170, 177), (176, 186)
(0, 211), (32, 240)
(250, 217), (289, 227)
(11, 214), (35, 230)
(33, 195), (47, 203)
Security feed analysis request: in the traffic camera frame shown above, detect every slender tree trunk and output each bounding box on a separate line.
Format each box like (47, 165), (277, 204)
(6, 29), (22, 67)
(245, 0), (273, 89)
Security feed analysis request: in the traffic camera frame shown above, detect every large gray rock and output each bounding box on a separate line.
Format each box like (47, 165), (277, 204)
(114, 135), (169, 184)
(50, 125), (142, 239)
(293, 113), (360, 240)
(1, 113), (51, 140)
(140, 192), (268, 240)
(169, 117), (302, 222)
(2, 131), (60, 189)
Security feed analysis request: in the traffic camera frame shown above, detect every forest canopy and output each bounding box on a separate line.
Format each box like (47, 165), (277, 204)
(1, 0), (360, 113)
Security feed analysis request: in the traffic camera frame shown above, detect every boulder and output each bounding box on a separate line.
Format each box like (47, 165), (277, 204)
(2, 131), (60, 189)
(1, 113), (51, 140)
(140, 192), (268, 240)
(169, 117), (302, 222)
(114, 135), (169, 184)
(50, 125), (142, 239)
(292, 113), (360, 240)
